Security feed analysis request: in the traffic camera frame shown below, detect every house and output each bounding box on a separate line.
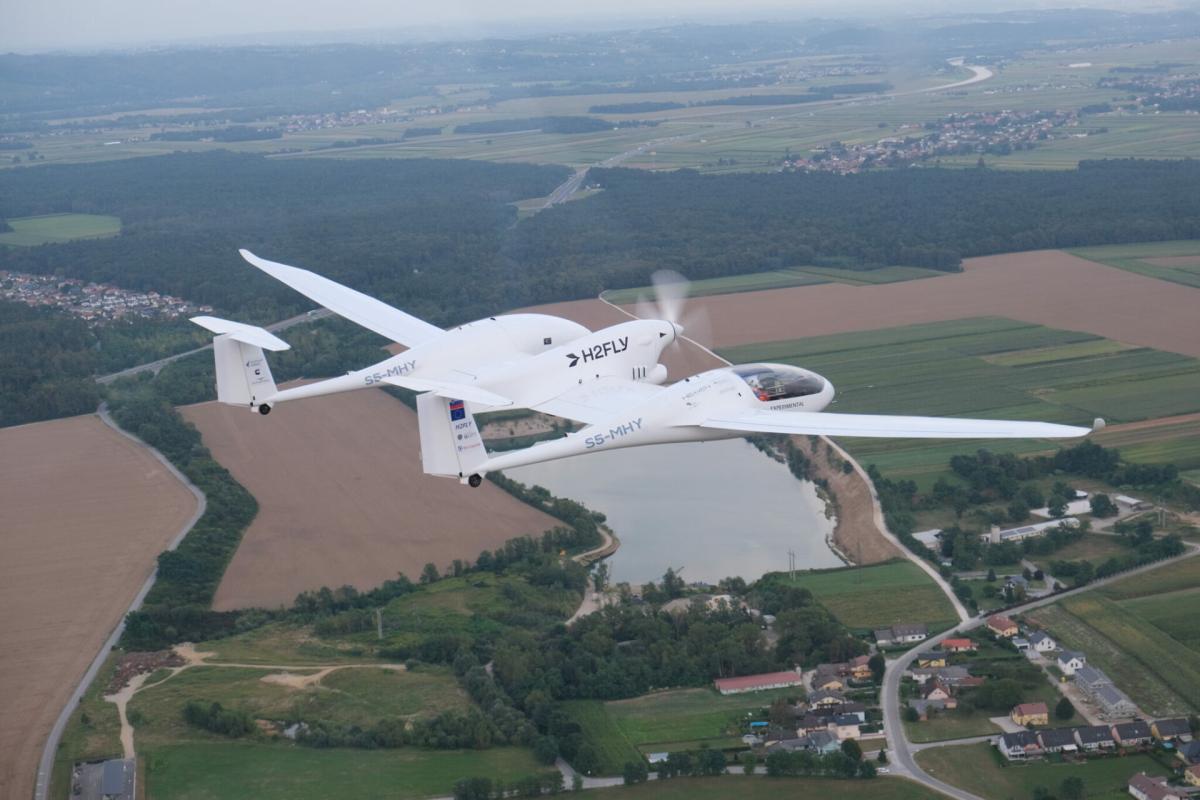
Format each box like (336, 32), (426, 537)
(1074, 725), (1116, 751)
(832, 714), (862, 740)
(874, 623), (929, 647)
(1013, 637), (1031, 652)
(1012, 702), (1050, 727)
(917, 650), (949, 668)
(922, 679), (956, 709)
(910, 666), (971, 686)
(1074, 665), (1112, 693)
(1039, 728), (1079, 754)
(943, 638), (977, 653)
(1028, 631), (1057, 653)
(1112, 720), (1153, 748)
(988, 615), (1019, 638)
(819, 702), (868, 723)
(808, 689), (846, 708)
(1128, 773), (1183, 800)
(998, 730), (1043, 761)
(1056, 651), (1087, 676)
(1184, 765), (1200, 788)
(1115, 495), (1151, 512)
(1152, 718), (1192, 743)
(1094, 685), (1139, 719)
(796, 714), (829, 734)
(714, 669), (805, 695)
(1177, 740), (1200, 765)
(804, 729), (841, 754)
(847, 655), (874, 682)
(811, 667), (846, 692)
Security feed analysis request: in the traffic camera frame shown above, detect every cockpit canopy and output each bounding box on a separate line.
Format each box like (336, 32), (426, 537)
(733, 364), (826, 402)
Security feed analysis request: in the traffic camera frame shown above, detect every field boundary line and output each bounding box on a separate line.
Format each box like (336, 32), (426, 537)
(33, 403), (207, 800)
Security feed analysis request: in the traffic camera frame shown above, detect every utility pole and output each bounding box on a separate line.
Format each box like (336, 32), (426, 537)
(788, 549), (796, 582)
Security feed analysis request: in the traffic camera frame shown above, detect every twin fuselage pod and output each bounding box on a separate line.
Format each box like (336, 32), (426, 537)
(192, 312), (680, 415)
(423, 362), (1099, 486)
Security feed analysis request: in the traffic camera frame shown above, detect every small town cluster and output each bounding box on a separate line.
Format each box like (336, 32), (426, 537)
(784, 108), (1082, 173)
(0, 269), (211, 323)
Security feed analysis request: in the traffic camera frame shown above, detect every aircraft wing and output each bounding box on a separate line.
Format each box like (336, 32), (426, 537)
(381, 376), (512, 408)
(240, 250), (442, 347)
(700, 411), (1096, 439)
(534, 379), (664, 425)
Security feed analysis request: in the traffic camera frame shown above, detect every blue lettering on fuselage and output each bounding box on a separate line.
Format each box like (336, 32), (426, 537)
(584, 417), (643, 448)
(363, 360), (417, 386)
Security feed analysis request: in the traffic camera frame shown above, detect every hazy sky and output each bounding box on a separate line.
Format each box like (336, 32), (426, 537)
(0, 0), (1031, 53)
(2, 0), (1174, 52)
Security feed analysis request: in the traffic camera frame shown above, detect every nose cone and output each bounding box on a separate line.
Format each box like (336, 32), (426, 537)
(671, 321), (685, 340)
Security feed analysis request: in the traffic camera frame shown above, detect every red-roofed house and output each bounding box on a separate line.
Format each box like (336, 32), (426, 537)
(988, 615), (1019, 638)
(943, 638), (977, 653)
(1011, 702), (1050, 727)
(714, 670), (804, 695)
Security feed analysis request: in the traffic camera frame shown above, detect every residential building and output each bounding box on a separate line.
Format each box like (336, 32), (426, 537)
(874, 623), (928, 647)
(1057, 651), (1087, 676)
(808, 689), (847, 708)
(1074, 725), (1116, 751)
(847, 655), (874, 682)
(1177, 740), (1200, 765)
(1128, 773), (1183, 800)
(1184, 765), (1200, 788)
(910, 666), (971, 686)
(1152, 718), (1192, 743)
(988, 615), (1018, 638)
(1094, 685), (1139, 719)
(714, 670), (804, 695)
(917, 650), (948, 668)
(1113, 721), (1153, 747)
(811, 669), (846, 692)
(943, 638), (977, 653)
(1012, 702), (1050, 727)
(1075, 665), (1112, 693)
(832, 714), (862, 740)
(922, 679), (955, 708)
(1013, 637), (1031, 652)
(1039, 728), (1080, 754)
(1028, 631), (1057, 653)
(998, 730), (1043, 760)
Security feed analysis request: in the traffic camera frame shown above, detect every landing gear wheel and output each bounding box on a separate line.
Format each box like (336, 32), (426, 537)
(258, 404), (272, 416)
(468, 474), (483, 488)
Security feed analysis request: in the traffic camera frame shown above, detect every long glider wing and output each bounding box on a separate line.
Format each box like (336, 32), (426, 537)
(240, 249), (443, 347)
(700, 412), (1097, 439)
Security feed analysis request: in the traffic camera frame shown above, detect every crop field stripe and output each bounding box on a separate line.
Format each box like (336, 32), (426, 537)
(561, 700), (644, 774)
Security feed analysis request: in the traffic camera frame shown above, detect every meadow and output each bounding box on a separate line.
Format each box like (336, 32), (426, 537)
(141, 741), (551, 800)
(560, 775), (940, 800)
(1071, 240), (1200, 289)
(602, 265), (943, 303)
(718, 317), (1200, 489)
(782, 560), (959, 633)
(916, 742), (1165, 800)
(0, 212), (120, 245)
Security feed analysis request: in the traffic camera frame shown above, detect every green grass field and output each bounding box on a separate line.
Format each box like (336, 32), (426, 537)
(719, 317), (1200, 489)
(904, 711), (1003, 744)
(1098, 556), (1200, 601)
(561, 700), (644, 774)
(560, 775), (941, 800)
(916, 742), (1166, 800)
(128, 664), (468, 746)
(1070, 240), (1200, 289)
(0, 213), (120, 245)
(782, 560), (959, 632)
(142, 741), (551, 800)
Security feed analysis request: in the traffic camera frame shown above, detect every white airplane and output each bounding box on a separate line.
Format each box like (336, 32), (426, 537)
(193, 251), (1100, 488)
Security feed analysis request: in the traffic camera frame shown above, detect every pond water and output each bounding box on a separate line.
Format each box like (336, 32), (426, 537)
(505, 438), (841, 585)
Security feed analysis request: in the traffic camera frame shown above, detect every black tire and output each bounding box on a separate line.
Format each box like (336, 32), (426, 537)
(258, 404), (272, 416)
(468, 474), (482, 488)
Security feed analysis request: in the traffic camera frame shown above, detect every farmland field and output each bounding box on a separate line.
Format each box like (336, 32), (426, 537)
(1071, 240), (1200, 289)
(719, 316), (1200, 487)
(143, 741), (550, 800)
(916, 742), (1165, 800)
(784, 560), (958, 632)
(0, 414), (198, 800)
(181, 386), (559, 610)
(1119, 589), (1200, 652)
(0, 212), (120, 245)
(558, 775), (940, 800)
(1098, 556), (1200, 601)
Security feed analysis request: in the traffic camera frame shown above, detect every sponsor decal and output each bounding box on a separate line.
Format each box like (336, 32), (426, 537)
(566, 337), (629, 368)
(584, 417), (643, 449)
(362, 360), (417, 386)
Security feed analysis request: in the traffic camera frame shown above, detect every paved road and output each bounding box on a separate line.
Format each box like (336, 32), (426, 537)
(879, 542), (1200, 800)
(33, 403), (207, 800)
(95, 308), (331, 384)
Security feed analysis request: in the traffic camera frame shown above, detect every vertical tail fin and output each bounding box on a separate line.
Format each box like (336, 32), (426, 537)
(191, 316), (289, 409)
(417, 392), (489, 482)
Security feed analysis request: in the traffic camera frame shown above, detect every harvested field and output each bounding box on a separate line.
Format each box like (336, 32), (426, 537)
(596, 250), (1200, 360)
(1144, 255), (1200, 267)
(0, 414), (198, 800)
(183, 386), (559, 611)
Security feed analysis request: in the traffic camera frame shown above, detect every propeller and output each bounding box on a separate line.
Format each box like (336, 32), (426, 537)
(633, 270), (711, 346)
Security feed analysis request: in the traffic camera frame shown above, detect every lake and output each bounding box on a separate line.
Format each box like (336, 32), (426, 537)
(504, 438), (840, 585)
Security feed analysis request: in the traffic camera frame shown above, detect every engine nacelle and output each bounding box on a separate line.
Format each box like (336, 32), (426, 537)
(645, 364), (669, 385)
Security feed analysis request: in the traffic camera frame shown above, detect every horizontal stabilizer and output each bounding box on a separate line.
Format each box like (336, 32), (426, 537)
(190, 316), (290, 351)
(383, 376), (512, 408)
(701, 411), (1092, 440)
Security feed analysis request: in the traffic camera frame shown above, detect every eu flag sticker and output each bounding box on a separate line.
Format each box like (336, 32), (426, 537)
(449, 399), (466, 421)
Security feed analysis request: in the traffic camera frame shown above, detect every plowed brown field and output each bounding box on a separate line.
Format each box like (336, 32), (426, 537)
(0, 415), (198, 800)
(577, 250), (1200, 358)
(184, 386), (558, 611)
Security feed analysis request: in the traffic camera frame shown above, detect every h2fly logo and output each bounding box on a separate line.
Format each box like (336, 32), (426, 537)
(566, 337), (628, 368)
(584, 418), (643, 449)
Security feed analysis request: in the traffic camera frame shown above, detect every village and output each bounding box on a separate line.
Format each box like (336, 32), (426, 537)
(0, 269), (211, 323)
